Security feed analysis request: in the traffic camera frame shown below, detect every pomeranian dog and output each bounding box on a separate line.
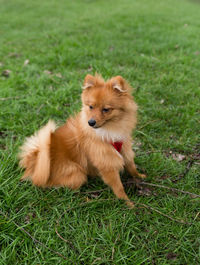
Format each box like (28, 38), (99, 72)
(19, 74), (146, 207)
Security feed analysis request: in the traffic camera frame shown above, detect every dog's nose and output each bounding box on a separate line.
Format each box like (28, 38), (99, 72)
(88, 119), (96, 127)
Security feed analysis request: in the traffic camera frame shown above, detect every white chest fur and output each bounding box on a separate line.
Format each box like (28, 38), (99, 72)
(95, 127), (125, 142)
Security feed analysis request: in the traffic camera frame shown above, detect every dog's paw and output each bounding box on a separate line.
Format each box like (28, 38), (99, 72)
(126, 200), (135, 209)
(138, 173), (147, 179)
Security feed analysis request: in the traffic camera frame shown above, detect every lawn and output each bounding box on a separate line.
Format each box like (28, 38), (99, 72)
(0, 0), (200, 264)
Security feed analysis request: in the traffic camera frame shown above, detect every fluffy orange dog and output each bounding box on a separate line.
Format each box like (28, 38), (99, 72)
(19, 74), (146, 207)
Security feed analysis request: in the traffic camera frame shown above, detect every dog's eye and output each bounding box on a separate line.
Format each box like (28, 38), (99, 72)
(102, 108), (109, 113)
(89, 105), (93, 110)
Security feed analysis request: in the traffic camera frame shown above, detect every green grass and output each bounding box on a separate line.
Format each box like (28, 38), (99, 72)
(0, 0), (200, 264)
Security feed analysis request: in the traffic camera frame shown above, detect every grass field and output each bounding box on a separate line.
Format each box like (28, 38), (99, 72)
(0, 0), (200, 264)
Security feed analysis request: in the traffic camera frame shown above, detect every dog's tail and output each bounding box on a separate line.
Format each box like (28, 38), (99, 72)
(19, 120), (56, 186)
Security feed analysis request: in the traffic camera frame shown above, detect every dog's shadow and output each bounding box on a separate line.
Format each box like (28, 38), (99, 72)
(79, 173), (139, 198)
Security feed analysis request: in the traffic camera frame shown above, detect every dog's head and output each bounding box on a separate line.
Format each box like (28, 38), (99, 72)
(81, 74), (136, 130)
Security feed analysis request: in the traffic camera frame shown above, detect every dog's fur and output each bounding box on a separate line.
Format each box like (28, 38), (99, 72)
(19, 74), (146, 206)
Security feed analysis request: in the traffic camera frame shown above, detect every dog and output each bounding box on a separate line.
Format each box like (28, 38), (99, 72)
(19, 74), (146, 207)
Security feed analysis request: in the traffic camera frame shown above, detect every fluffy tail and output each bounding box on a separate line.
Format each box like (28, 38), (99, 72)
(19, 120), (56, 186)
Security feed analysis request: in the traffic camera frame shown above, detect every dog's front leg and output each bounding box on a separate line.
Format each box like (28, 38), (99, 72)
(122, 141), (146, 179)
(99, 169), (134, 207)
(125, 160), (146, 179)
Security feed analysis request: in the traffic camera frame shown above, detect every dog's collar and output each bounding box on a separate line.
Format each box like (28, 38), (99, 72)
(111, 141), (123, 153)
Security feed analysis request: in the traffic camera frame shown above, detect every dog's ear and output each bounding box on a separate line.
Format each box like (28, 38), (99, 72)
(110, 76), (130, 93)
(82, 73), (104, 89)
(82, 74), (95, 89)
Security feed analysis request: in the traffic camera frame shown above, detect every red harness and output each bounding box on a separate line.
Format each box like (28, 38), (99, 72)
(111, 141), (123, 153)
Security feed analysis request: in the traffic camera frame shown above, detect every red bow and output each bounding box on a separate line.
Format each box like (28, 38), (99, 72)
(111, 141), (123, 153)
